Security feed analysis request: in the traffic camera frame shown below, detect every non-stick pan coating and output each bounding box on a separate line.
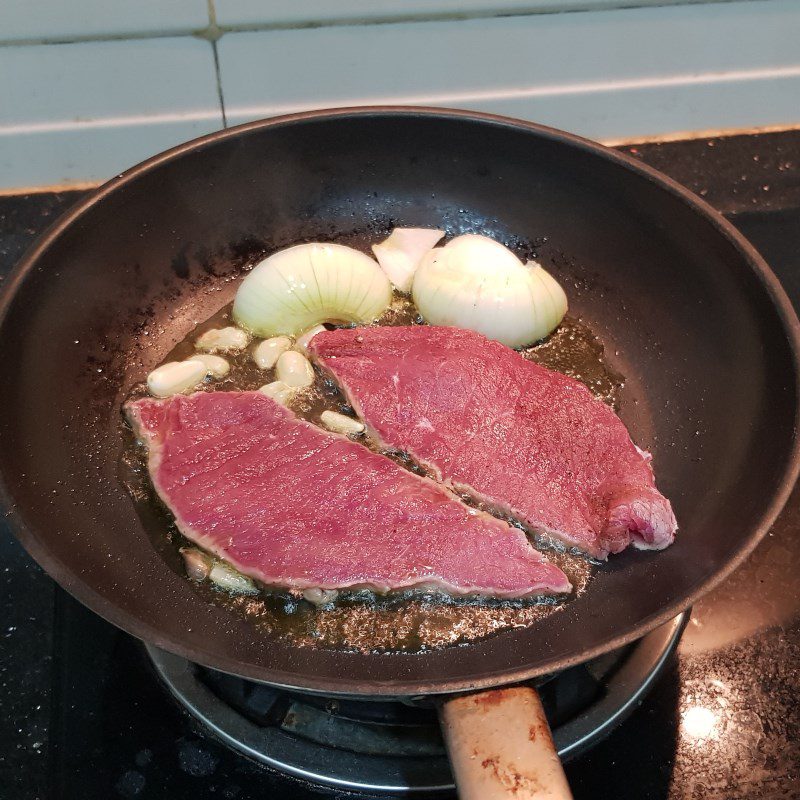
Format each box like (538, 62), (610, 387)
(0, 109), (798, 696)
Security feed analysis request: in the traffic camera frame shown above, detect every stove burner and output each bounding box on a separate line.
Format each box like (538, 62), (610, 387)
(147, 612), (687, 793)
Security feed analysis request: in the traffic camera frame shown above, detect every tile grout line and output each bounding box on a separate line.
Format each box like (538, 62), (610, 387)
(207, 0), (228, 128)
(0, 0), (769, 48)
(198, 0), (762, 35)
(212, 42), (227, 129)
(0, 27), (208, 48)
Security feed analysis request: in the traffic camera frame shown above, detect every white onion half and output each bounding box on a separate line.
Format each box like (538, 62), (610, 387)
(372, 227), (444, 293)
(412, 234), (568, 348)
(233, 243), (392, 337)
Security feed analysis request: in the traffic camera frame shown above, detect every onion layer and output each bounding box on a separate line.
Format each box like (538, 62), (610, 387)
(372, 227), (444, 293)
(233, 243), (392, 337)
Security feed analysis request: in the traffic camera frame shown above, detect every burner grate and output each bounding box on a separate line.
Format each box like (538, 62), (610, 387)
(147, 612), (687, 793)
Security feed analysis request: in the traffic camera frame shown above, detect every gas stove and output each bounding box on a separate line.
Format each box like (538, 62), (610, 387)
(146, 613), (686, 793)
(1, 130), (799, 800)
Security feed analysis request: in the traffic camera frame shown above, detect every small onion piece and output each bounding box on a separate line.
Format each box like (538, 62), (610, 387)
(412, 234), (568, 348)
(209, 562), (259, 595)
(232, 243), (392, 337)
(276, 351), (314, 388)
(180, 547), (212, 581)
(372, 227), (444, 293)
(187, 353), (230, 378)
(195, 326), (250, 353)
(253, 336), (292, 369)
(294, 324), (327, 352)
(147, 360), (207, 398)
(258, 380), (295, 405)
(320, 410), (365, 436)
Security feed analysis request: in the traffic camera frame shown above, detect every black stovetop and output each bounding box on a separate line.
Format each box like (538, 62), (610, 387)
(1, 131), (799, 800)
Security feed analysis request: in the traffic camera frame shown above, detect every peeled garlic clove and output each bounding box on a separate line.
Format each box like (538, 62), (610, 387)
(276, 351), (314, 388)
(147, 360), (207, 398)
(294, 324), (327, 352)
(209, 562), (259, 595)
(195, 326), (250, 353)
(372, 227), (444, 293)
(258, 380), (295, 405)
(232, 243), (392, 337)
(180, 547), (212, 581)
(412, 234), (567, 348)
(253, 336), (292, 369)
(320, 410), (365, 436)
(302, 588), (339, 606)
(187, 353), (230, 378)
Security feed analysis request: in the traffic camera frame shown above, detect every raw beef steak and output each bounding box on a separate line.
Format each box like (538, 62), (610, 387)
(309, 326), (676, 559)
(126, 391), (570, 597)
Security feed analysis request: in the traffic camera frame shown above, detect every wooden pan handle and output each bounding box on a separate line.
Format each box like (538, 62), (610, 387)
(439, 686), (573, 800)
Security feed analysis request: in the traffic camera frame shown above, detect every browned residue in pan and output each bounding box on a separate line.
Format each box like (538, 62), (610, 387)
(119, 297), (623, 653)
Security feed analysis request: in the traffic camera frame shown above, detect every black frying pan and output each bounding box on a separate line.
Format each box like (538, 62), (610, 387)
(0, 109), (798, 707)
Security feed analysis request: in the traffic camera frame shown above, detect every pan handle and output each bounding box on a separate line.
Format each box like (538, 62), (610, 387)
(439, 686), (573, 800)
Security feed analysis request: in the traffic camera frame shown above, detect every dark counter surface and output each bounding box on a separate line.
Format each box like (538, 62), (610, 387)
(1, 129), (799, 799)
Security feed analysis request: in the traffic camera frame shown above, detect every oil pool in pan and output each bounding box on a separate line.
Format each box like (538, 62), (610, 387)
(120, 272), (623, 653)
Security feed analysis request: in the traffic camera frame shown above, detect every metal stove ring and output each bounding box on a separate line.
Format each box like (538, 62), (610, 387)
(146, 611), (688, 793)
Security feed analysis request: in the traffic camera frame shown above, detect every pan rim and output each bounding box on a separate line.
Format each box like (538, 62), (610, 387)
(2, 106), (799, 696)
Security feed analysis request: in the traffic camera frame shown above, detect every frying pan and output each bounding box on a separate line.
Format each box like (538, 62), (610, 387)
(1, 108), (798, 797)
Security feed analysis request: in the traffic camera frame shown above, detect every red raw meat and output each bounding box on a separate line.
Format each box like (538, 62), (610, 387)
(309, 326), (676, 559)
(125, 391), (570, 597)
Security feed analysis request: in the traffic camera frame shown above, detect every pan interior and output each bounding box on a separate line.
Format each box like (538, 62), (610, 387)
(0, 110), (796, 694)
(121, 287), (616, 651)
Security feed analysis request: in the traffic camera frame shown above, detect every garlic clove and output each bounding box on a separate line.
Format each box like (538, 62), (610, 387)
(180, 547), (212, 581)
(258, 380), (295, 405)
(195, 326), (250, 353)
(320, 410), (366, 436)
(302, 588), (339, 606)
(209, 562), (259, 595)
(186, 353), (230, 378)
(276, 351), (314, 388)
(253, 336), (292, 369)
(147, 360), (207, 398)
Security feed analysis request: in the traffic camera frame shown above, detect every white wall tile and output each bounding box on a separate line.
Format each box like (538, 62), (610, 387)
(0, 0), (209, 42)
(212, 0), (723, 27)
(1, 38), (218, 125)
(0, 38), (223, 189)
(217, 0), (800, 141)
